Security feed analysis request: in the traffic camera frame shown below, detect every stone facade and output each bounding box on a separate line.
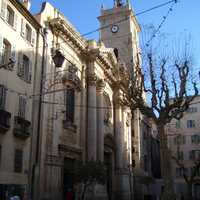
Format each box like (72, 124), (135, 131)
(0, 0), (41, 198)
(0, 1), (152, 200)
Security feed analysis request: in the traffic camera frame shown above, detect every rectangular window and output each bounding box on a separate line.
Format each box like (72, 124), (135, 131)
(14, 149), (23, 173)
(186, 107), (198, 113)
(175, 120), (181, 128)
(65, 89), (75, 124)
(176, 167), (188, 177)
(25, 24), (32, 42)
(187, 120), (195, 128)
(0, 85), (6, 109)
(177, 151), (184, 160)
(18, 96), (26, 118)
(191, 135), (200, 144)
(23, 55), (30, 81)
(174, 135), (186, 145)
(6, 5), (14, 26)
(17, 53), (32, 82)
(2, 39), (11, 64)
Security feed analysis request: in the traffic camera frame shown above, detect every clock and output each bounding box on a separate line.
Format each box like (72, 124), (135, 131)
(111, 25), (119, 33)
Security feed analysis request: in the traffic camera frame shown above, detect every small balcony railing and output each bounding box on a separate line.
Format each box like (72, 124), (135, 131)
(0, 109), (11, 133)
(13, 116), (31, 139)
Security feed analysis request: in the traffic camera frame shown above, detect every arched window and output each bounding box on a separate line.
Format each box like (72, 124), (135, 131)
(113, 48), (119, 60)
(103, 94), (112, 124)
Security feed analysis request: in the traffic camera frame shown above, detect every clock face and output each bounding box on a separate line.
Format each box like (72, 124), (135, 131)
(111, 25), (119, 33)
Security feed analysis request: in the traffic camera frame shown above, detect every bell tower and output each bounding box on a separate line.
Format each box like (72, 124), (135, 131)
(98, 0), (140, 68)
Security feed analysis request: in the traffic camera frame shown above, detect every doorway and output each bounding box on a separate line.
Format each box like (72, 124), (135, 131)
(63, 158), (75, 200)
(104, 152), (113, 200)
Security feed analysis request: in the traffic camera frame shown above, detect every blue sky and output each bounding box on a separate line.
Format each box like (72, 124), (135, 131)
(31, 0), (200, 66)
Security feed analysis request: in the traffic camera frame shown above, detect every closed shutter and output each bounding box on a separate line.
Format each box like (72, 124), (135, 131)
(21, 18), (25, 37)
(17, 51), (24, 77)
(0, 34), (3, 65)
(28, 60), (32, 82)
(65, 89), (75, 123)
(13, 13), (18, 31)
(18, 95), (26, 118)
(14, 149), (23, 173)
(0, 0), (6, 20)
(0, 85), (6, 109)
(31, 30), (36, 46)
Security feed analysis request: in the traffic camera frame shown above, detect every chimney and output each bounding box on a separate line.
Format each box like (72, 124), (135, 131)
(21, 0), (31, 11)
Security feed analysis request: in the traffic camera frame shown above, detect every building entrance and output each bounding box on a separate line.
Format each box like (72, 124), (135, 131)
(104, 152), (112, 200)
(63, 158), (75, 200)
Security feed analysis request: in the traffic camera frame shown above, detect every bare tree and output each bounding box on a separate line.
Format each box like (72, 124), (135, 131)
(126, 47), (198, 200)
(172, 134), (200, 200)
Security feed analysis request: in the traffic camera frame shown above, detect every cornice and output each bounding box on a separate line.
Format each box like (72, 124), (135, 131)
(49, 17), (87, 54)
(10, 0), (41, 29)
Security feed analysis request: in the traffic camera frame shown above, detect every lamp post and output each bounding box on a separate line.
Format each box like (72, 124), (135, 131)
(52, 49), (65, 68)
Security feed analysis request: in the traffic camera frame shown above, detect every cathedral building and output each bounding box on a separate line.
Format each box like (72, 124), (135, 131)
(0, 0), (157, 200)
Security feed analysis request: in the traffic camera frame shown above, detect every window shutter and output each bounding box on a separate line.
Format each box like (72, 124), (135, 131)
(19, 95), (26, 118)
(0, 85), (6, 109)
(21, 18), (25, 37)
(31, 30), (36, 46)
(17, 52), (24, 77)
(14, 149), (23, 173)
(13, 13), (18, 31)
(0, 0), (6, 20)
(11, 44), (16, 66)
(0, 34), (3, 65)
(28, 60), (32, 82)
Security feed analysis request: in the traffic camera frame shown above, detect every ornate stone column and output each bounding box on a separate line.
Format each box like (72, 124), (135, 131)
(96, 79), (106, 161)
(114, 94), (124, 169)
(87, 73), (97, 160)
(114, 92), (131, 200)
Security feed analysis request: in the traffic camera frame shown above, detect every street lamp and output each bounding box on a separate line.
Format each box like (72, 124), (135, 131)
(0, 58), (15, 70)
(52, 49), (65, 68)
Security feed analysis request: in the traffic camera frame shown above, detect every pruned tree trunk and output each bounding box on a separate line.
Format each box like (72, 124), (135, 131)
(158, 124), (176, 200)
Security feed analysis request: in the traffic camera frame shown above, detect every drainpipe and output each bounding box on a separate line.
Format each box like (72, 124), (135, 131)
(31, 28), (47, 200)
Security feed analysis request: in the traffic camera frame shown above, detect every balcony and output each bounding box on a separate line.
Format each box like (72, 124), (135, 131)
(0, 109), (11, 133)
(13, 116), (31, 139)
(61, 66), (81, 90)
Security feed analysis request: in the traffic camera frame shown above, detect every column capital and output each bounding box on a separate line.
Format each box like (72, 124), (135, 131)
(96, 79), (106, 93)
(87, 73), (97, 86)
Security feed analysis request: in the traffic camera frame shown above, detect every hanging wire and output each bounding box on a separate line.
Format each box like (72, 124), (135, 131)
(145, 0), (178, 47)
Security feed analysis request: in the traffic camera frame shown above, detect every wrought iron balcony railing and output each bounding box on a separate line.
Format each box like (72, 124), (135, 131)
(13, 116), (31, 139)
(0, 109), (11, 133)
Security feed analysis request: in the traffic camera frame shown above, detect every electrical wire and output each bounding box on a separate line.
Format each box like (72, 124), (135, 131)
(145, 0), (178, 47)
(82, 0), (178, 37)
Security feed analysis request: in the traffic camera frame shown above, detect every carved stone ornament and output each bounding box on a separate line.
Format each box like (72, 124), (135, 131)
(87, 73), (97, 86)
(97, 79), (106, 93)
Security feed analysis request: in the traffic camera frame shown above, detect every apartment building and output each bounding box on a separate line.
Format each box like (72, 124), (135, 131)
(167, 96), (200, 199)
(0, 0), (41, 199)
